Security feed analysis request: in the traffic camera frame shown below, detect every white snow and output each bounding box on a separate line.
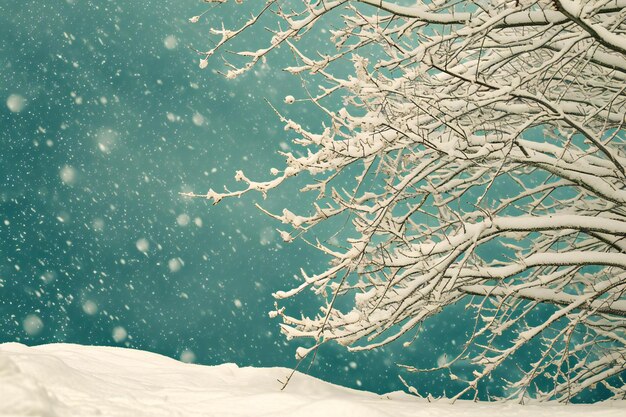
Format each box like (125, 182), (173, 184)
(192, 112), (206, 126)
(6, 94), (26, 113)
(0, 343), (623, 417)
(81, 300), (98, 315)
(110, 326), (127, 343)
(135, 238), (150, 253)
(176, 213), (191, 226)
(59, 165), (77, 186)
(163, 35), (178, 50)
(167, 257), (183, 272)
(21, 316), (43, 337)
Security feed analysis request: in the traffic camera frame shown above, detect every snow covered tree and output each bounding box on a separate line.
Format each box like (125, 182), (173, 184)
(186, 0), (626, 402)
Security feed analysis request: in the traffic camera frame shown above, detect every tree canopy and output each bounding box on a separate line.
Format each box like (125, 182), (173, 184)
(186, 0), (626, 402)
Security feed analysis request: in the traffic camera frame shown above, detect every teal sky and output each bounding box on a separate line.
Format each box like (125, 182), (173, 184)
(1, 0), (611, 402)
(0, 0), (423, 395)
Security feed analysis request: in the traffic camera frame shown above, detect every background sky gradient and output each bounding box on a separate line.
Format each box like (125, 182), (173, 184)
(2, 0), (594, 400)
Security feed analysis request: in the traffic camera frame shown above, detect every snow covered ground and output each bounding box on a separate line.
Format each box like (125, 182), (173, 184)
(0, 343), (623, 417)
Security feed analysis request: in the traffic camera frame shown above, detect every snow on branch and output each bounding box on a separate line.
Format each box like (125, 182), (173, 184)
(188, 0), (626, 402)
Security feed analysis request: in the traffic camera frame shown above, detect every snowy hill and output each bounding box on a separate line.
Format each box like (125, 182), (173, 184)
(0, 343), (623, 417)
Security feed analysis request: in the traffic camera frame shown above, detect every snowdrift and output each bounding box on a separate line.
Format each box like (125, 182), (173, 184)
(0, 343), (623, 417)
